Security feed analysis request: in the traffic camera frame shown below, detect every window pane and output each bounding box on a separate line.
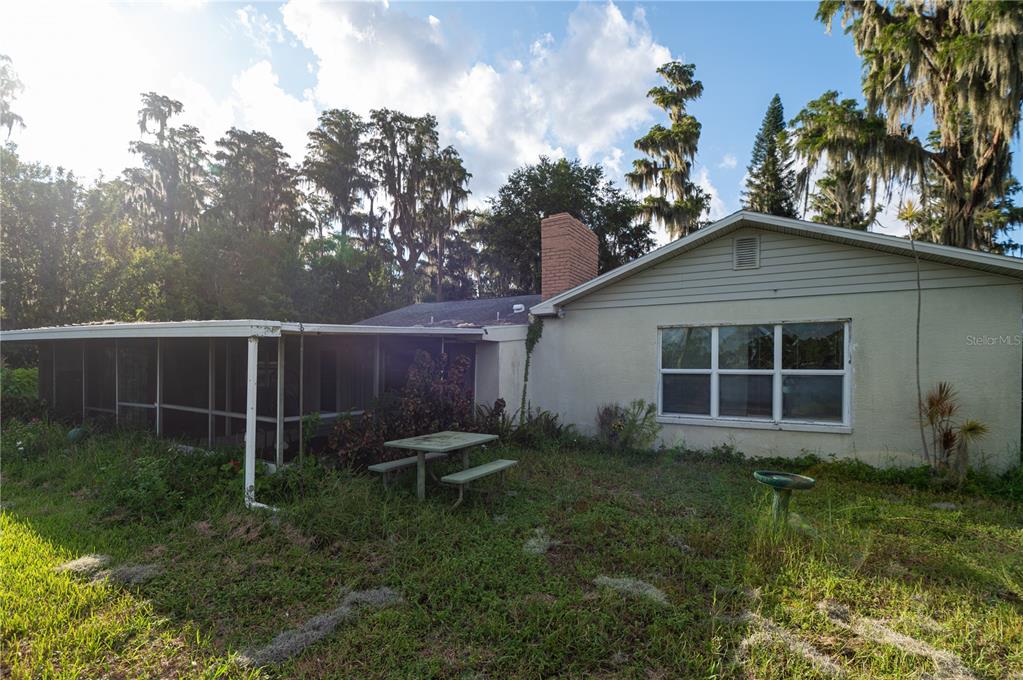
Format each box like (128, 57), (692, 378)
(719, 325), (773, 369)
(720, 374), (773, 418)
(782, 375), (843, 421)
(662, 374), (710, 415)
(783, 322), (844, 369)
(661, 327), (711, 369)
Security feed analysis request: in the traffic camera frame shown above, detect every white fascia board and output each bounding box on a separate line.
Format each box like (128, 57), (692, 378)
(280, 323), (485, 338)
(479, 324), (528, 342)
(0, 319), (283, 342)
(530, 210), (1023, 315)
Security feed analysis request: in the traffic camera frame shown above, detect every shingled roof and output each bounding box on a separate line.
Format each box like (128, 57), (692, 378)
(356, 294), (540, 328)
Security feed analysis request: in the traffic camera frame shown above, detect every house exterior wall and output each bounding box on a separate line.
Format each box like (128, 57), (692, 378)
(571, 227), (1013, 310)
(475, 327), (528, 411)
(528, 229), (1023, 471)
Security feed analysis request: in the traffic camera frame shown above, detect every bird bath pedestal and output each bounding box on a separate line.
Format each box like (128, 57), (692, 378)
(754, 470), (816, 523)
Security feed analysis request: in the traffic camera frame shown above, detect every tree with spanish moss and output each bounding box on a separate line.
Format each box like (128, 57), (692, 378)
(792, 91), (887, 230)
(0, 54), (25, 138)
(797, 1), (1023, 250)
(303, 109), (373, 240)
(124, 93), (209, 249)
(627, 61), (710, 239)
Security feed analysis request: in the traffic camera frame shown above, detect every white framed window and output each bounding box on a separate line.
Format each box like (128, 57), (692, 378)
(657, 320), (850, 432)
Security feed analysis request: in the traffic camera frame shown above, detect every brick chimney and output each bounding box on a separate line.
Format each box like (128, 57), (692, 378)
(541, 212), (599, 300)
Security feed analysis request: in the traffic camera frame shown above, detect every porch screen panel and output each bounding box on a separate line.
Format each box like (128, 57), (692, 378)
(84, 340), (116, 411)
(53, 341), (83, 419)
(120, 405), (156, 430)
(162, 408), (208, 444)
(445, 342), (476, 394)
(380, 337), (442, 394)
(284, 335), (302, 418)
(162, 338), (209, 409)
(37, 341), (54, 406)
(257, 338), (276, 418)
(338, 336), (375, 412)
(118, 339), (157, 405)
(226, 338), (247, 416)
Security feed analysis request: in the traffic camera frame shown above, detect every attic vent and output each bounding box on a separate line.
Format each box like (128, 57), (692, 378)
(733, 236), (760, 270)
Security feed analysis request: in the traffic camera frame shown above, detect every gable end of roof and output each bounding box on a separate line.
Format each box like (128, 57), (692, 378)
(530, 211), (1023, 315)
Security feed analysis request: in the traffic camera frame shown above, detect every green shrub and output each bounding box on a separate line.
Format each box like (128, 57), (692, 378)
(1, 367), (45, 422)
(595, 400), (660, 453)
(511, 407), (575, 450)
(1, 417), (63, 458)
(474, 398), (515, 439)
(1, 366), (38, 398)
(103, 456), (184, 522)
(672, 442), (747, 464)
(329, 351), (475, 468)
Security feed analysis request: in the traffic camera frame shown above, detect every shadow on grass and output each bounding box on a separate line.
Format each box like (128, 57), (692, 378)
(3, 422), (1021, 678)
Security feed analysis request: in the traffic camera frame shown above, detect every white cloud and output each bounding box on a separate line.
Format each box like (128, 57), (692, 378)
(697, 167), (728, 221)
(718, 153), (737, 169)
(235, 5), (285, 57)
(230, 61), (318, 161)
(0, 2), (157, 178)
(1, 2), (316, 179)
(281, 0), (672, 197)
(163, 0), (207, 10)
(2, 0), (674, 206)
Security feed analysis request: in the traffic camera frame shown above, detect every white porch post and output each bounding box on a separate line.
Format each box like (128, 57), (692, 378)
(275, 337), (285, 467)
(373, 335), (381, 398)
(80, 342), (86, 422)
(155, 338), (163, 436)
(244, 336), (258, 507)
(298, 333), (305, 461)
(51, 343), (57, 411)
(208, 338), (215, 448)
(114, 339), (120, 426)
(225, 341), (232, 438)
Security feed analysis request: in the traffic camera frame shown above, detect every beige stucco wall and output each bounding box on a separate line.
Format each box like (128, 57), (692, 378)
(475, 327), (528, 412)
(528, 284), (1023, 471)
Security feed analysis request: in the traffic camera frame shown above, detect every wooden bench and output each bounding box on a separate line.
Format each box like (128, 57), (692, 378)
(440, 459), (518, 506)
(368, 452), (448, 489)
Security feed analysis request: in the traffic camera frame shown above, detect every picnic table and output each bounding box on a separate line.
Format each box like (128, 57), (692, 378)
(383, 431), (499, 501)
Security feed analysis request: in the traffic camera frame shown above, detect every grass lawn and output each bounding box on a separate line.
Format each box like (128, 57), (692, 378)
(2, 422), (1021, 679)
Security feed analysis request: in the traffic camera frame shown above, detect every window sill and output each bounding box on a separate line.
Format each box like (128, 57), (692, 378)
(656, 415), (852, 434)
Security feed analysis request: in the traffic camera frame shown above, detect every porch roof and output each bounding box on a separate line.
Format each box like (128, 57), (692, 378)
(0, 319), (485, 342)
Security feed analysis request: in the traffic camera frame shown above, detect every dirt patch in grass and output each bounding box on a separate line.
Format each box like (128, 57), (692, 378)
(240, 587), (402, 667)
(737, 611), (847, 678)
(54, 553), (110, 575)
(594, 576), (668, 606)
(225, 513), (263, 543)
(523, 527), (560, 555)
(191, 520), (214, 537)
(818, 600), (977, 680)
(92, 563), (163, 586)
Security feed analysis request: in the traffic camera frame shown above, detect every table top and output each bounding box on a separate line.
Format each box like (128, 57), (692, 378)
(384, 431), (499, 453)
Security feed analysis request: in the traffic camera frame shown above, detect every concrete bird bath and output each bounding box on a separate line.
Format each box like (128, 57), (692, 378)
(754, 470), (816, 523)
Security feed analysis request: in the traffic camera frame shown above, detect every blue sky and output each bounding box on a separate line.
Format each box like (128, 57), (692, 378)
(3, 1), (1019, 245)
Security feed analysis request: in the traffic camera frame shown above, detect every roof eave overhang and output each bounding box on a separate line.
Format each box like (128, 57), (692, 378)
(530, 210), (1023, 315)
(0, 320), (488, 343)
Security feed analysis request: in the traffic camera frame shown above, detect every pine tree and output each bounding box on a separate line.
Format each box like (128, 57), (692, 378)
(742, 94), (797, 217)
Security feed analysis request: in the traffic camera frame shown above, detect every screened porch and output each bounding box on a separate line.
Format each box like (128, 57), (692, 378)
(3, 321), (483, 508)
